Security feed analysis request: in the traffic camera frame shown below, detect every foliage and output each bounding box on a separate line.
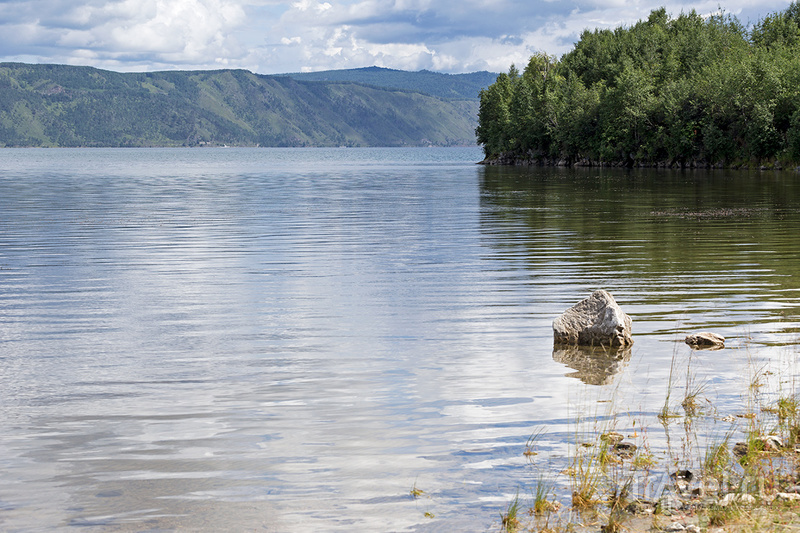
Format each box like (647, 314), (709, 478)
(500, 492), (521, 532)
(0, 64), (482, 147)
(476, 4), (800, 166)
(283, 65), (497, 100)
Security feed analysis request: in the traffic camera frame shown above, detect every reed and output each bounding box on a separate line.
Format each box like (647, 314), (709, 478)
(495, 339), (800, 532)
(532, 475), (557, 515)
(524, 426), (547, 463)
(500, 492), (521, 532)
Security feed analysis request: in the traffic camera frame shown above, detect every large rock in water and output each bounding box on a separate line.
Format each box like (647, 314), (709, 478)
(553, 290), (633, 347)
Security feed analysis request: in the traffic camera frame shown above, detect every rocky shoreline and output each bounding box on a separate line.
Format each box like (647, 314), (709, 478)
(519, 291), (800, 532)
(479, 152), (799, 171)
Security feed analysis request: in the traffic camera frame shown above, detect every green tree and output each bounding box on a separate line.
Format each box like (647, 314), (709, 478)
(476, 68), (517, 157)
(598, 59), (657, 162)
(752, 2), (800, 49)
(477, 5), (800, 166)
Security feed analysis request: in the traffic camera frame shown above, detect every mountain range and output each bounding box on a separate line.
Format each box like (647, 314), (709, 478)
(0, 63), (496, 148)
(284, 66), (497, 100)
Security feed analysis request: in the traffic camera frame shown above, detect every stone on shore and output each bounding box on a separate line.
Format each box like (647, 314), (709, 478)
(553, 290), (633, 347)
(684, 332), (725, 349)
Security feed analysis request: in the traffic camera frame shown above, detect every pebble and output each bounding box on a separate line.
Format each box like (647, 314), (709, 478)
(732, 442), (748, 458)
(760, 435), (783, 451)
(612, 442), (637, 457)
(719, 493), (756, 507)
(659, 493), (684, 513)
(600, 431), (624, 444)
(670, 469), (693, 481)
(665, 523), (700, 532)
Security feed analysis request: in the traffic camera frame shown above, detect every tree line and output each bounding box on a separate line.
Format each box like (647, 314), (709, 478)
(476, 4), (800, 167)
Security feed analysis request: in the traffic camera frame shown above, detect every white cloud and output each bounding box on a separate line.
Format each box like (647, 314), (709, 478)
(0, 0), (251, 69)
(0, 0), (793, 74)
(292, 0), (332, 12)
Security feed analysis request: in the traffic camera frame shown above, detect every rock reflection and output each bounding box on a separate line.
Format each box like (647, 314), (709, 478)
(552, 345), (633, 385)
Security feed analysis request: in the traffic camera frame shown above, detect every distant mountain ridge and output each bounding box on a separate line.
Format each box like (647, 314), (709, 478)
(283, 66), (497, 100)
(0, 63), (496, 148)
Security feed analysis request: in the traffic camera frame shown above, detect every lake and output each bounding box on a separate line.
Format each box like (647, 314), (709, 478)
(1, 147), (799, 531)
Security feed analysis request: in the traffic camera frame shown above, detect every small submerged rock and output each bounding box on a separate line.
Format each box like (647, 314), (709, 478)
(684, 332), (725, 349)
(733, 442), (749, 459)
(732, 435), (784, 459)
(611, 442), (638, 458)
(600, 431), (624, 445)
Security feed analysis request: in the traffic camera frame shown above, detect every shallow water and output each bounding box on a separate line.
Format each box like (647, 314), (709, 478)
(1, 148), (799, 531)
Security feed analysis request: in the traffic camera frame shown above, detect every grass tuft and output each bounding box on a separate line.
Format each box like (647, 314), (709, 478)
(500, 492), (521, 532)
(524, 426), (547, 462)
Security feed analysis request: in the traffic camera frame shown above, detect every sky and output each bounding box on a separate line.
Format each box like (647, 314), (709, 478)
(0, 0), (792, 75)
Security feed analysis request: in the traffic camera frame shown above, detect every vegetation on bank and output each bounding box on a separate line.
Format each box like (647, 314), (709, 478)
(476, 4), (800, 168)
(283, 66), (497, 100)
(0, 64), (485, 148)
(496, 346), (800, 533)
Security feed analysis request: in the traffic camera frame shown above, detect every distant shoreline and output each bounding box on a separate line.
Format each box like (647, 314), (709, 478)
(479, 152), (799, 172)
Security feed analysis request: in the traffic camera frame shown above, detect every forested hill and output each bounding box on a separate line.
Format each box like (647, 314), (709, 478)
(284, 67), (497, 100)
(0, 63), (486, 147)
(477, 3), (800, 168)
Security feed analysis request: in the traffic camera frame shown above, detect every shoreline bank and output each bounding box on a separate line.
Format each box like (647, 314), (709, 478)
(479, 152), (800, 172)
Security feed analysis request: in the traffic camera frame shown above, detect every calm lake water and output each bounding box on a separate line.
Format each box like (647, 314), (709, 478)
(1, 147), (799, 531)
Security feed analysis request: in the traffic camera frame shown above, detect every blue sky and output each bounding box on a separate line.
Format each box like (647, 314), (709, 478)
(0, 0), (791, 74)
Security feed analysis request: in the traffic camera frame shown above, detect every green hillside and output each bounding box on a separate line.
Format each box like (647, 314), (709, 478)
(283, 66), (497, 100)
(0, 63), (482, 147)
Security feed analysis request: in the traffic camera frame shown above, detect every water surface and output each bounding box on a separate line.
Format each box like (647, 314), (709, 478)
(1, 148), (799, 531)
